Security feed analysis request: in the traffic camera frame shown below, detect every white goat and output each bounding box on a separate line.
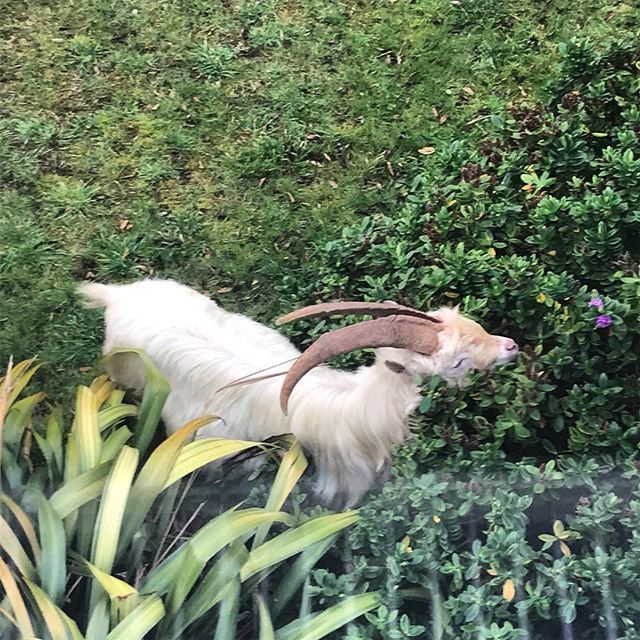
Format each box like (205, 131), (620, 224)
(80, 279), (518, 506)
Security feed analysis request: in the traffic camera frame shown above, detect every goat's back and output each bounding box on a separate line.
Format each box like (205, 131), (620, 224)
(81, 279), (298, 362)
(80, 279), (300, 428)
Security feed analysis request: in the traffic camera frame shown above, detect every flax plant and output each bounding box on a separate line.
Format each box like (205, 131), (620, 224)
(0, 355), (395, 640)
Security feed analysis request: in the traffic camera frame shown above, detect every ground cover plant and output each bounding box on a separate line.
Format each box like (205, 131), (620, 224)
(0, 357), (388, 639)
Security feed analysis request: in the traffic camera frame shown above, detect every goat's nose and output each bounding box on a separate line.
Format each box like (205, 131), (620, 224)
(504, 338), (518, 351)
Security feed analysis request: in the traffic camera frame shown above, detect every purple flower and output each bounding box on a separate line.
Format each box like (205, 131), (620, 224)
(588, 297), (604, 310)
(595, 314), (612, 329)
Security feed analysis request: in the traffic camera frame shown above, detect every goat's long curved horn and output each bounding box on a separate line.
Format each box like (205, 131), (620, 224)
(280, 315), (441, 413)
(275, 301), (440, 326)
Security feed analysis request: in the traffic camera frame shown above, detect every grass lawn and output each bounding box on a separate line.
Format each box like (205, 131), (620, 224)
(0, 0), (635, 397)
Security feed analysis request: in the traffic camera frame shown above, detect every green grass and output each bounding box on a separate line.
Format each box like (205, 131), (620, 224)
(0, 0), (635, 397)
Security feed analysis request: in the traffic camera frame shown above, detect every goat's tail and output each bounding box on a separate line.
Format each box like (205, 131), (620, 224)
(78, 282), (113, 309)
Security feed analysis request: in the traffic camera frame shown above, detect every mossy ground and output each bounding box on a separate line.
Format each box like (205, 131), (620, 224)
(0, 0), (635, 398)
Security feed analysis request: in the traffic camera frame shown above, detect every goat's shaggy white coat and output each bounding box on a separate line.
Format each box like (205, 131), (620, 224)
(81, 279), (517, 505)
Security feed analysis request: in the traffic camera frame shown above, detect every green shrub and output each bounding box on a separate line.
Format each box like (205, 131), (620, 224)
(274, 36), (640, 637)
(316, 455), (640, 639)
(277, 35), (640, 459)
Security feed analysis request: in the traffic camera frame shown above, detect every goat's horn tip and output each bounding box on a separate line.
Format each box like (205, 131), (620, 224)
(275, 311), (298, 325)
(281, 389), (294, 413)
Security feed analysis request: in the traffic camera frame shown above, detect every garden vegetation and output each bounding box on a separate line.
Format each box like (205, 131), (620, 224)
(1, 0), (639, 638)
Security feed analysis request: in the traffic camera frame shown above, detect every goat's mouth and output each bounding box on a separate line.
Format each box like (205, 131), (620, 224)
(491, 349), (520, 368)
(500, 346), (519, 362)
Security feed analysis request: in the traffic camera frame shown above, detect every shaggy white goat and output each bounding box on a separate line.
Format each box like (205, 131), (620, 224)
(81, 279), (518, 506)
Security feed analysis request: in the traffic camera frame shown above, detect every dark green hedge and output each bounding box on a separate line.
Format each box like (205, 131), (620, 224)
(278, 36), (640, 460)
(277, 36), (640, 638)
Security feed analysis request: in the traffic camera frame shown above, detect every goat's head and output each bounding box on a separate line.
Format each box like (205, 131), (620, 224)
(411, 306), (518, 385)
(277, 301), (518, 412)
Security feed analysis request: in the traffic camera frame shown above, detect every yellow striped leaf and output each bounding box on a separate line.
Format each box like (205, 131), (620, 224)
(23, 579), (72, 640)
(103, 348), (170, 455)
(0, 555), (35, 638)
(104, 389), (126, 408)
(164, 437), (269, 489)
(100, 427), (133, 463)
(64, 432), (79, 483)
(46, 407), (64, 472)
(85, 561), (137, 599)
(168, 541), (249, 637)
(98, 405), (138, 432)
(4, 358), (43, 407)
(3, 392), (47, 449)
(0, 513), (37, 580)
(73, 387), (101, 473)
(84, 560), (139, 624)
(213, 577), (240, 640)
(270, 535), (337, 619)
(0, 603), (18, 628)
(91, 446), (139, 574)
(257, 594), (275, 640)
(253, 438), (307, 549)
(142, 508), (293, 595)
(104, 595), (164, 640)
(85, 596), (109, 640)
(278, 592), (381, 640)
(37, 494), (67, 604)
(0, 495), (41, 567)
(90, 376), (113, 408)
(241, 512), (358, 581)
(119, 416), (214, 550)
(50, 463), (111, 519)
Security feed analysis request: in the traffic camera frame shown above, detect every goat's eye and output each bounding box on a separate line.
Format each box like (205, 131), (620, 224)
(451, 357), (468, 369)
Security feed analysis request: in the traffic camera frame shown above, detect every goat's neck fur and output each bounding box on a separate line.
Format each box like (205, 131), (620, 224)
(158, 344), (422, 507)
(288, 351), (421, 506)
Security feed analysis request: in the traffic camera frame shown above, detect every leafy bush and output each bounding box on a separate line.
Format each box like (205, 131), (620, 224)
(0, 357), (384, 640)
(274, 36), (640, 637)
(278, 36), (640, 459)
(315, 455), (640, 639)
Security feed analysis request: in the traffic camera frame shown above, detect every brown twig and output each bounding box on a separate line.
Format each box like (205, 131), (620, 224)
(153, 501), (206, 568)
